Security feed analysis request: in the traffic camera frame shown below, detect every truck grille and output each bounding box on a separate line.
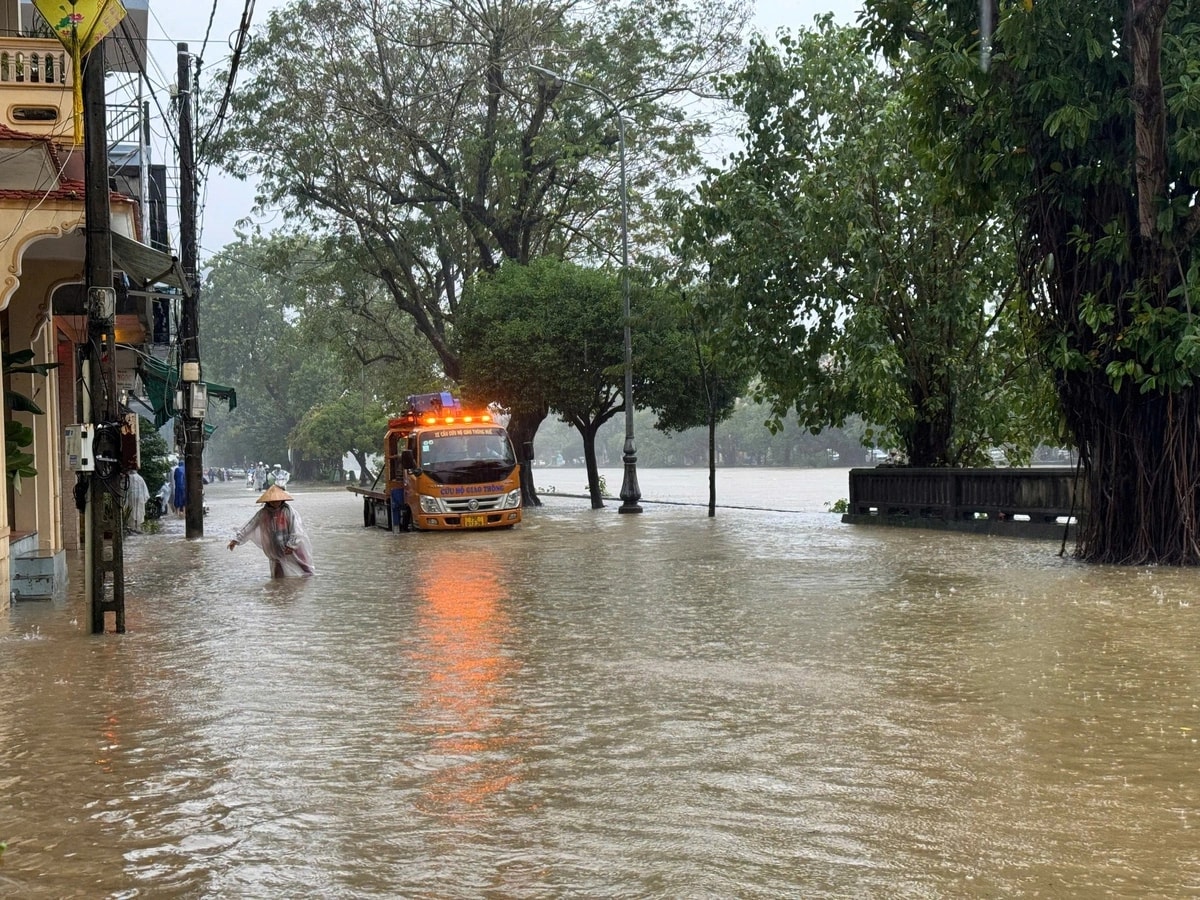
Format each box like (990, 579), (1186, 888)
(443, 494), (503, 512)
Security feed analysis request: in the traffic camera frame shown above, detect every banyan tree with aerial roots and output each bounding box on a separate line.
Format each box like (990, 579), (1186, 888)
(865, 0), (1200, 564)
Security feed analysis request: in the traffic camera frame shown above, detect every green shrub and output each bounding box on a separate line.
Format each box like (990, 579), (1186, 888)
(137, 417), (171, 497)
(4, 348), (58, 492)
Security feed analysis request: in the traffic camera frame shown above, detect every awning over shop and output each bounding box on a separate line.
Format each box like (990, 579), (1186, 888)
(111, 232), (192, 297)
(137, 355), (236, 428)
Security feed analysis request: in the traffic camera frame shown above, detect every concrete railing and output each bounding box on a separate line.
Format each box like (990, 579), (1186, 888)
(843, 466), (1084, 538)
(0, 39), (72, 87)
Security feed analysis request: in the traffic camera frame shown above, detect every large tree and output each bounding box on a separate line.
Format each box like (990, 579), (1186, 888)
(208, 0), (750, 475)
(684, 19), (1055, 468)
(862, 0), (1200, 563)
(285, 234), (448, 400)
(454, 257), (735, 507)
(653, 276), (749, 515)
(200, 236), (348, 469)
(202, 233), (444, 474)
(289, 393), (391, 484)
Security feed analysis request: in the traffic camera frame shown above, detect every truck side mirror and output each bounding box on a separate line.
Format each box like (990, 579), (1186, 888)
(400, 449), (415, 470)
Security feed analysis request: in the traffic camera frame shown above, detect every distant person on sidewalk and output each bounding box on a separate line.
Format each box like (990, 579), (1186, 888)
(172, 461), (186, 517)
(227, 484), (315, 578)
(156, 478), (173, 517)
(123, 467), (149, 533)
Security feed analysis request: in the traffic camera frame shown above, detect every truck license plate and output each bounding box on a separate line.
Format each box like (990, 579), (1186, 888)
(462, 514), (486, 528)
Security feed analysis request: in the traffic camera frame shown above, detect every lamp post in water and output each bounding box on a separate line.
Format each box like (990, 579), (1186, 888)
(530, 65), (642, 513)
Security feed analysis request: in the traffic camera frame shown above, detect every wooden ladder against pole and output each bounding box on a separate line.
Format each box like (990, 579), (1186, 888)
(90, 478), (126, 634)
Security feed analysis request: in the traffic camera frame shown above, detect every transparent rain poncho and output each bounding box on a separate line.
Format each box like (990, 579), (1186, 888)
(123, 471), (150, 531)
(232, 502), (315, 577)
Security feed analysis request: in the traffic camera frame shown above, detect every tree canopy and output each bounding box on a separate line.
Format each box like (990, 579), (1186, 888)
(200, 236), (360, 470)
(684, 18), (1055, 468)
(207, 0), (751, 458)
(455, 257), (732, 506)
(289, 393), (391, 483)
(201, 234), (443, 476)
(861, 0), (1200, 563)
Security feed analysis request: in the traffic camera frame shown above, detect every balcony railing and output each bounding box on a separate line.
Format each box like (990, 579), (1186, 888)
(0, 39), (72, 87)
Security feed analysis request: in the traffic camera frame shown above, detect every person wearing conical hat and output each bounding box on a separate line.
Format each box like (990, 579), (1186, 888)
(227, 484), (315, 577)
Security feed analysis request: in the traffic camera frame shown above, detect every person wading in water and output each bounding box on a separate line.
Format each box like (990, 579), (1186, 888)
(227, 484), (315, 577)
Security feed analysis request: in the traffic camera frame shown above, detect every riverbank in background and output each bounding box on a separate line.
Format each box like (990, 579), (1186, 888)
(534, 466), (852, 513)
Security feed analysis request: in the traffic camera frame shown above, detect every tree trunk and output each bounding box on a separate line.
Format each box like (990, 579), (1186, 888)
(707, 402), (717, 518)
(906, 419), (941, 468)
(508, 405), (547, 507)
(1128, 0), (1170, 243)
(902, 378), (955, 467)
(1066, 0), (1192, 564)
(1071, 379), (1200, 564)
(352, 450), (373, 486)
(581, 419), (605, 509)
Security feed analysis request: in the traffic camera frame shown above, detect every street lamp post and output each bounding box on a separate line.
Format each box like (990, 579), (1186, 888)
(531, 65), (642, 513)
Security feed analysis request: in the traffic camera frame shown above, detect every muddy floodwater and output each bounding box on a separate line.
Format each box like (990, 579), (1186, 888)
(2, 468), (1199, 898)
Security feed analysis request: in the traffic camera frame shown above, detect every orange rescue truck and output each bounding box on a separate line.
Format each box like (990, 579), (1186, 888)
(349, 393), (522, 531)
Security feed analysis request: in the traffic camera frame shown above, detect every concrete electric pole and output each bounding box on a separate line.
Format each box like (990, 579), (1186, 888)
(177, 43), (205, 539)
(83, 38), (125, 633)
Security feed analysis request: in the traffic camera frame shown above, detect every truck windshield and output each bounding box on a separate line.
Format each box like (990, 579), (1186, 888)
(420, 432), (515, 467)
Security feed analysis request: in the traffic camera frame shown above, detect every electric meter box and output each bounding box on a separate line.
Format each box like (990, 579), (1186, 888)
(189, 382), (208, 418)
(65, 424), (95, 471)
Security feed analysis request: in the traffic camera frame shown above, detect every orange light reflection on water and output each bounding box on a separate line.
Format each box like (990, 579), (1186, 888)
(409, 546), (524, 819)
(95, 712), (120, 772)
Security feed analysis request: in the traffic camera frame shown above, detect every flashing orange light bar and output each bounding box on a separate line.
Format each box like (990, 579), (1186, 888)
(402, 410), (496, 428)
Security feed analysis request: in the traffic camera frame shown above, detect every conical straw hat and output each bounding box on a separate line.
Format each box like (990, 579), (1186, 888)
(256, 484), (293, 503)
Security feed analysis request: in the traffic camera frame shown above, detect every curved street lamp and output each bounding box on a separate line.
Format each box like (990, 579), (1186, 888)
(531, 65), (642, 514)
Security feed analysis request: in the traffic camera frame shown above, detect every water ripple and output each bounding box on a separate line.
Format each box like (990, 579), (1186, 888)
(1, 477), (1197, 897)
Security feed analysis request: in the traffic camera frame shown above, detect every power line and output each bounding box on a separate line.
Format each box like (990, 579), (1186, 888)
(200, 0), (221, 62)
(198, 0), (256, 159)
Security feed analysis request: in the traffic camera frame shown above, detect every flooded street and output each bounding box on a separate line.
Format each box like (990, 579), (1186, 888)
(3, 469), (1200, 898)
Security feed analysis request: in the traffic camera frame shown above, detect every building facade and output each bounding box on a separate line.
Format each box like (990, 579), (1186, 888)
(0, 1), (177, 605)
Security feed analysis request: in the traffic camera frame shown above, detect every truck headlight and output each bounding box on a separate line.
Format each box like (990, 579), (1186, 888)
(419, 495), (447, 513)
(503, 489), (522, 509)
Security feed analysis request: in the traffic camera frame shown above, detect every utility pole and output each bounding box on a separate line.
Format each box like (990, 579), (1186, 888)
(177, 43), (204, 538)
(83, 38), (125, 633)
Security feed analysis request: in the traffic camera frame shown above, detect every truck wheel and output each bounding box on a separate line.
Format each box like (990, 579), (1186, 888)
(364, 499), (374, 527)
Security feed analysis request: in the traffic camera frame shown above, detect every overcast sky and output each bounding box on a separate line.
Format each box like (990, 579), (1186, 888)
(141, 0), (860, 257)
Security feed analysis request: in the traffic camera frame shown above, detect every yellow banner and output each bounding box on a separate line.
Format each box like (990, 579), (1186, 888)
(33, 0), (127, 55)
(32, 0), (127, 144)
